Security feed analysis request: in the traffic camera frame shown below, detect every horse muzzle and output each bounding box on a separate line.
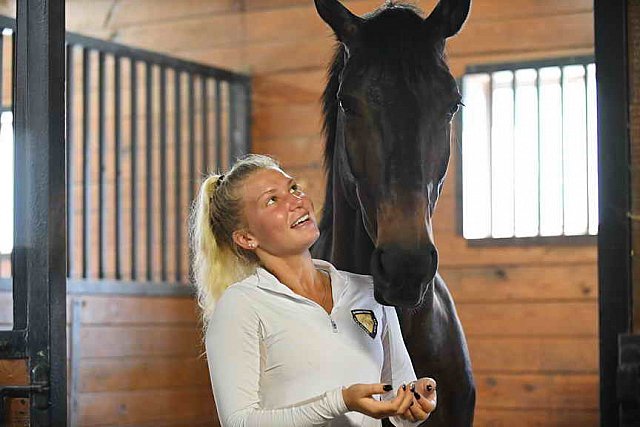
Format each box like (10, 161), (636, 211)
(370, 244), (438, 308)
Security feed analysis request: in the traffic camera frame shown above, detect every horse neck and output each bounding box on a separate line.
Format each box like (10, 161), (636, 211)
(316, 159), (375, 275)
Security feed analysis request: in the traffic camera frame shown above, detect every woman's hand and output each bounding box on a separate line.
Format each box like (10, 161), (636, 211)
(396, 377), (437, 423)
(341, 383), (414, 419)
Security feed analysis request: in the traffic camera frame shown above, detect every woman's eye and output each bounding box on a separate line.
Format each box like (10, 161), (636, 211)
(290, 184), (302, 194)
(266, 196), (277, 206)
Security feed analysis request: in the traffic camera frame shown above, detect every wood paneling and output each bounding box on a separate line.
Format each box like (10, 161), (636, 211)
(443, 264), (597, 302)
(459, 302), (597, 337)
(474, 408), (598, 426)
(78, 357), (210, 392)
(77, 387), (215, 425)
(475, 373), (598, 410)
(468, 337), (597, 373)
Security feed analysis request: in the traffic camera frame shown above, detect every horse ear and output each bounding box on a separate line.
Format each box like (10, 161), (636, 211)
(314, 0), (362, 44)
(424, 0), (471, 39)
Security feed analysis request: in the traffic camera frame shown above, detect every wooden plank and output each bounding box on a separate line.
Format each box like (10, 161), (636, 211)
(80, 326), (202, 358)
(5, 397), (29, 427)
(78, 356), (210, 392)
(66, 0), (115, 33)
(442, 264), (597, 303)
(475, 373), (598, 410)
(0, 359), (28, 386)
(458, 302), (597, 337)
(79, 296), (199, 325)
(436, 237), (597, 267)
(254, 69), (325, 104)
(76, 388), (215, 426)
(252, 135), (325, 169)
(468, 337), (598, 373)
(473, 408), (598, 426)
(109, 0), (237, 28)
(253, 102), (322, 140)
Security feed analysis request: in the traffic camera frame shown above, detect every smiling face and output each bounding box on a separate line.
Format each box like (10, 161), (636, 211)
(233, 167), (320, 258)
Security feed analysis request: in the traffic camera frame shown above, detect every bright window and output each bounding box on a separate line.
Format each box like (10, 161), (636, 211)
(0, 111), (13, 254)
(460, 58), (598, 240)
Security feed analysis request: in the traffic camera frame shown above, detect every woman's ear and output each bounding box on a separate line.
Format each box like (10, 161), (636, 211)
(232, 230), (258, 251)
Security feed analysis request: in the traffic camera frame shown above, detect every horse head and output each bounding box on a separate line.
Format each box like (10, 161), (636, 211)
(315, 0), (470, 308)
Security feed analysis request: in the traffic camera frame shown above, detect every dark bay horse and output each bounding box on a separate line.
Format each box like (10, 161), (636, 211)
(310, 1), (475, 425)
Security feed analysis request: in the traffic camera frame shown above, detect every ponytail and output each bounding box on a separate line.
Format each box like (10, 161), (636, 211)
(190, 154), (280, 327)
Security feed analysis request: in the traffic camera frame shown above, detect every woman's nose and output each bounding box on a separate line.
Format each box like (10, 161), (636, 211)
(288, 192), (304, 206)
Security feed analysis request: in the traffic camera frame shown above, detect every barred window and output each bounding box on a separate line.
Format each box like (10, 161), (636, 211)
(460, 58), (597, 241)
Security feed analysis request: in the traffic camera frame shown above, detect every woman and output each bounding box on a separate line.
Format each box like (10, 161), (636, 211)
(191, 154), (437, 426)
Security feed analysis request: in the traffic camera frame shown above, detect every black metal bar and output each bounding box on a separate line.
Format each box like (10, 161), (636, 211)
(466, 55), (595, 74)
(68, 298), (82, 426)
(0, 277), (193, 297)
(244, 80), (253, 154)
(65, 45), (74, 283)
(583, 64), (590, 233)
(595, 0), (631, 425)
(114, 55), (122, 280)
(174, 70), (182, 282)
(81, 47), (90, 278)
(215, 80), (222, 172)
(14, 0), (67, 423)
(10, 31), (14, 109)
(536, 69), (542, 236)
(145, 63), (153, 281)
(160, 66), (167, 281)
(130, 59), (137, 280)
(511, 70), (516, 237)
(202, 76), (209, 173)
(560, 66), (566, 235)
(228, 82), (237, 166)
(487, 73), (493, 237)
(188, 73), (195, 204)
(98, 52), (106, 278)
(229, 81), (251, 161)
(0, 34), (4, 109)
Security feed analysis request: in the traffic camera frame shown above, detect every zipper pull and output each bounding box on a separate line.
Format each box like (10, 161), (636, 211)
(330, 318), (338, 333)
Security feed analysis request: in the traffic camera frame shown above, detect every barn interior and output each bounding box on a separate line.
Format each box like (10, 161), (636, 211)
(0, 0), (601, 425)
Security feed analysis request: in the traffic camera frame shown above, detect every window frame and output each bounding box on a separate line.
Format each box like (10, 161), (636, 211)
(454, 55), (598, 247)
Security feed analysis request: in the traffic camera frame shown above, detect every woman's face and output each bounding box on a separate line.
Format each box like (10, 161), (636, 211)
(235, 167), (320, 257)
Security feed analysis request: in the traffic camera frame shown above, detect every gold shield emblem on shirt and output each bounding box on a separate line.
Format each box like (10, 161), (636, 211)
(351, 309), (378, 339)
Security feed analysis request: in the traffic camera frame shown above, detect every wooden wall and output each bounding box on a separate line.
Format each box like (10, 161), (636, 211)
(0, 0), (598, 425)
(0, 292), (218, 426)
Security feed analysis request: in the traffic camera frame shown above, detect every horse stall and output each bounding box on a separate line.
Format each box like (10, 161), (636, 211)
(0, 0), (613, 426)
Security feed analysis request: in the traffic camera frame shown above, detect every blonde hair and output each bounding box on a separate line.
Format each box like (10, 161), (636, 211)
(190, 154), (281, 325)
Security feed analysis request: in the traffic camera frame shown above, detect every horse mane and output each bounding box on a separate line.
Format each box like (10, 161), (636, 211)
(317, 2), (445, 235)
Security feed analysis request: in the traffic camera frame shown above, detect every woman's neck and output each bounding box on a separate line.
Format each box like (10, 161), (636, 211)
(259, 251), (324, 296)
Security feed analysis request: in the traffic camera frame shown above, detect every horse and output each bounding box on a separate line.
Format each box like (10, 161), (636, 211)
(310, 1), (475, 425)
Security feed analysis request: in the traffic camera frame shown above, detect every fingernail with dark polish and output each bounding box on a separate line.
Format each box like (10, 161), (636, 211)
(410, 401), (414, 407)
(402, 384), (407, 391)
(426, 384), (433, 392)
(383, 384), (393, 391)
(414, 392), (421, 400)
(410, 383), (415, 392)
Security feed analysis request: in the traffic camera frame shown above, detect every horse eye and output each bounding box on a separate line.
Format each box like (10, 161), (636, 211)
(447, 101), (463, 119)
(338, 96), (358, 115)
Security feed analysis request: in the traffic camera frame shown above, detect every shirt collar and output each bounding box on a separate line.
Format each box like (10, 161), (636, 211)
(254, 259), (349, 304)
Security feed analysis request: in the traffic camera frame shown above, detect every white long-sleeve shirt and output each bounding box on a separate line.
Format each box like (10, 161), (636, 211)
(206, 259), (421, 426)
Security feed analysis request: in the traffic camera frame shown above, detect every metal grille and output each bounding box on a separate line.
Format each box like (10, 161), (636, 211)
(460, 56), (597, 242)
(0, 16), (251, 285)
